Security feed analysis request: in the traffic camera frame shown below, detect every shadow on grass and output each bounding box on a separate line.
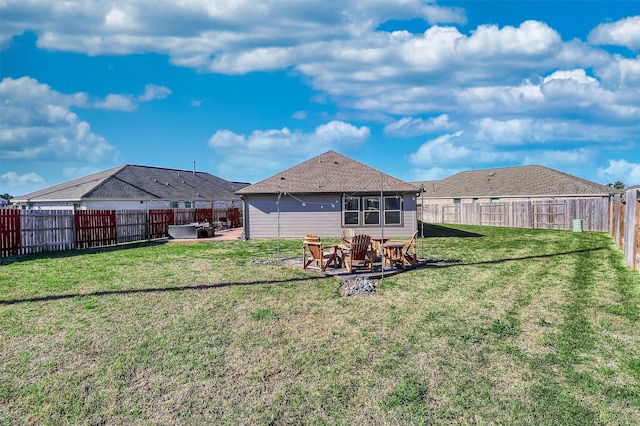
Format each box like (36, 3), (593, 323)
(425, 246), (609, 268)
(419, 223), (484, 238)
(0, 275), (326, 306)
(0, 239), (171, 266)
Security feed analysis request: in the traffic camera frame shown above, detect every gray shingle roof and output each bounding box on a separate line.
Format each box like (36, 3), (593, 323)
(14, 165), (249, 202)
(415, 165), (618, 198)
(236, 150), (419, 195)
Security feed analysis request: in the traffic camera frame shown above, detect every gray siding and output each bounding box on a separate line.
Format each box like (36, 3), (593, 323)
(244, 193), (417, 239)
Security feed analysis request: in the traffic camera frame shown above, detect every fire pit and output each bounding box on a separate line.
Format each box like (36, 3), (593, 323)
(339, 276), (378, 296)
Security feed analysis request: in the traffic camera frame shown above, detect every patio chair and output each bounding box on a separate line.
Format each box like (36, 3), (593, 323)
(302, 234), (339, 271)
(341, 228), (356, 246)
(343, 234), (375, 273)
(403, 230), (419, 266)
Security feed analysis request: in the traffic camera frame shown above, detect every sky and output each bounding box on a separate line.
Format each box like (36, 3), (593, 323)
(1, 1), (640, 197)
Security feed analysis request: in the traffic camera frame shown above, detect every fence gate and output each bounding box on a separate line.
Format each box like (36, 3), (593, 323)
(75, 210), (118, 249)
(0, 209), (21, 257)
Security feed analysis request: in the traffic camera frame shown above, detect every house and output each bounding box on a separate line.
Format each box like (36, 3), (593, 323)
(414, 165), (619, 206)
(11, 165), (250, 211)
(236, 150), (420, 239)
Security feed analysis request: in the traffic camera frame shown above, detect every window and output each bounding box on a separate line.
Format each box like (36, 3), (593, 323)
(473, 198), (479, 203)
(453, 198), (461, 204)
(342, 195), (404, 227)
(384, 196), (402, 225)
(490, 198), (500, 203)
(170, 201), (179, 209)
(184, 201), (192, 208)
(363, 197), (380, 225)
(343, 196), (360, 225)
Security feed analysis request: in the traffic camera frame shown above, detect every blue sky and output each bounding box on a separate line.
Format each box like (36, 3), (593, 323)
(1, 0), (639, 196)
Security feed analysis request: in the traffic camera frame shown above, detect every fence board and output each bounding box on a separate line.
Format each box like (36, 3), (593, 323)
(21, 210), (75, 254)
(635, 195), (640, 271)
(421, 198), (610, 232)
(175, 209), (195, 225)
(149, 209), (174, 239)
(481, 203), (505, 226)
(0, 209), (21, 257)
(0, 207), (245, 258)
(116, 210), (149, 243)
(75, 210), (118, 249)
(623, 189), (638, 270)
(196, 208), (214, 224)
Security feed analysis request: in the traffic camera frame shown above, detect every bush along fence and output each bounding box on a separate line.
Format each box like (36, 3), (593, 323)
(0, 207), (242, 258)
(420, 198), (610, 232)
(610, 188), (640, 272)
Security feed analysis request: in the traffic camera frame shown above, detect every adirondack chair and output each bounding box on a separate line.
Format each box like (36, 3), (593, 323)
(343, 234), (374, 273)
(341, 228), (356, 246)
(302, 234), (338, 271)
(402, 230), (419, 266)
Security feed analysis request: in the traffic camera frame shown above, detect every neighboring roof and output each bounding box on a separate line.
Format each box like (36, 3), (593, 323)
(415, 165), (619, 198)
(236, 150), (419, 195)
(13, 165), (250, 202)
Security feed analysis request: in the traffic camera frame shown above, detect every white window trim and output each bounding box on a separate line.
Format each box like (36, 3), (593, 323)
(342, 195), (404, 227)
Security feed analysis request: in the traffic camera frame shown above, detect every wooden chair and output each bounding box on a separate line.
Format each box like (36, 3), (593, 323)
(403, 230), (419, 266)
(343, 234), (374, 273)
(341, 228), (356, 246)
(302, 234), (338, 271)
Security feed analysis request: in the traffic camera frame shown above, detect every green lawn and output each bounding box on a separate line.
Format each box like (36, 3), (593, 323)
(1, 225), (639, 425)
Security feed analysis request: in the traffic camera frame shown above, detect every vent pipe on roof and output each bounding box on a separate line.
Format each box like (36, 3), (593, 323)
(193, 161), (196, 174)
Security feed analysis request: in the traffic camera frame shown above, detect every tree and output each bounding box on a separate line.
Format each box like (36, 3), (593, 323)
(607, 181), (625, 190)
(0, 193), (13, 201)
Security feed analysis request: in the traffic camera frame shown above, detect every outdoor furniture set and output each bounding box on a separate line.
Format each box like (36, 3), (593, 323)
(302, 229), (418, 273)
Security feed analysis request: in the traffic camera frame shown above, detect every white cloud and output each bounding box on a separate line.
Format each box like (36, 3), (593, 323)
(408, 131), (469, 165)
(3, 1), (640, 178)
(138, 84), (172, 102)
(384, 114), (456, 137)
(314, 120), (370, 142)
(408, 130), (522, 169)
(0, 77), (118, 162)
(208, 121), (369, 180)
(597, 159), (640, 186)
(588, 16), (640, 50)
(93, 84), (172, 110)
(93, 94), (137, 111)
(522, 147), (595, 168)
(292, 110), (308, 120)
(406, 166), (457, 182)
(0, 171), (44, 188)
(0, 1), (466, 60)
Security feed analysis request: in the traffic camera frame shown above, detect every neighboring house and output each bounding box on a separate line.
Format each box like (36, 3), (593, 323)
(236, 150), (420, 239)
(11, 165), (249, 210)
(414, 165), (619, 206)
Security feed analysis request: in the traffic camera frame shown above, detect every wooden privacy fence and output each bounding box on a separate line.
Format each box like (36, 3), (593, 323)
(610, 189), (640, 272)
(421, 198), (610, 232)
(0, 207), (242, 257)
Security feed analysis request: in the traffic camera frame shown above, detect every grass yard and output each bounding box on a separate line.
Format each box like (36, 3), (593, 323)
(1, 224), (639, 425)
